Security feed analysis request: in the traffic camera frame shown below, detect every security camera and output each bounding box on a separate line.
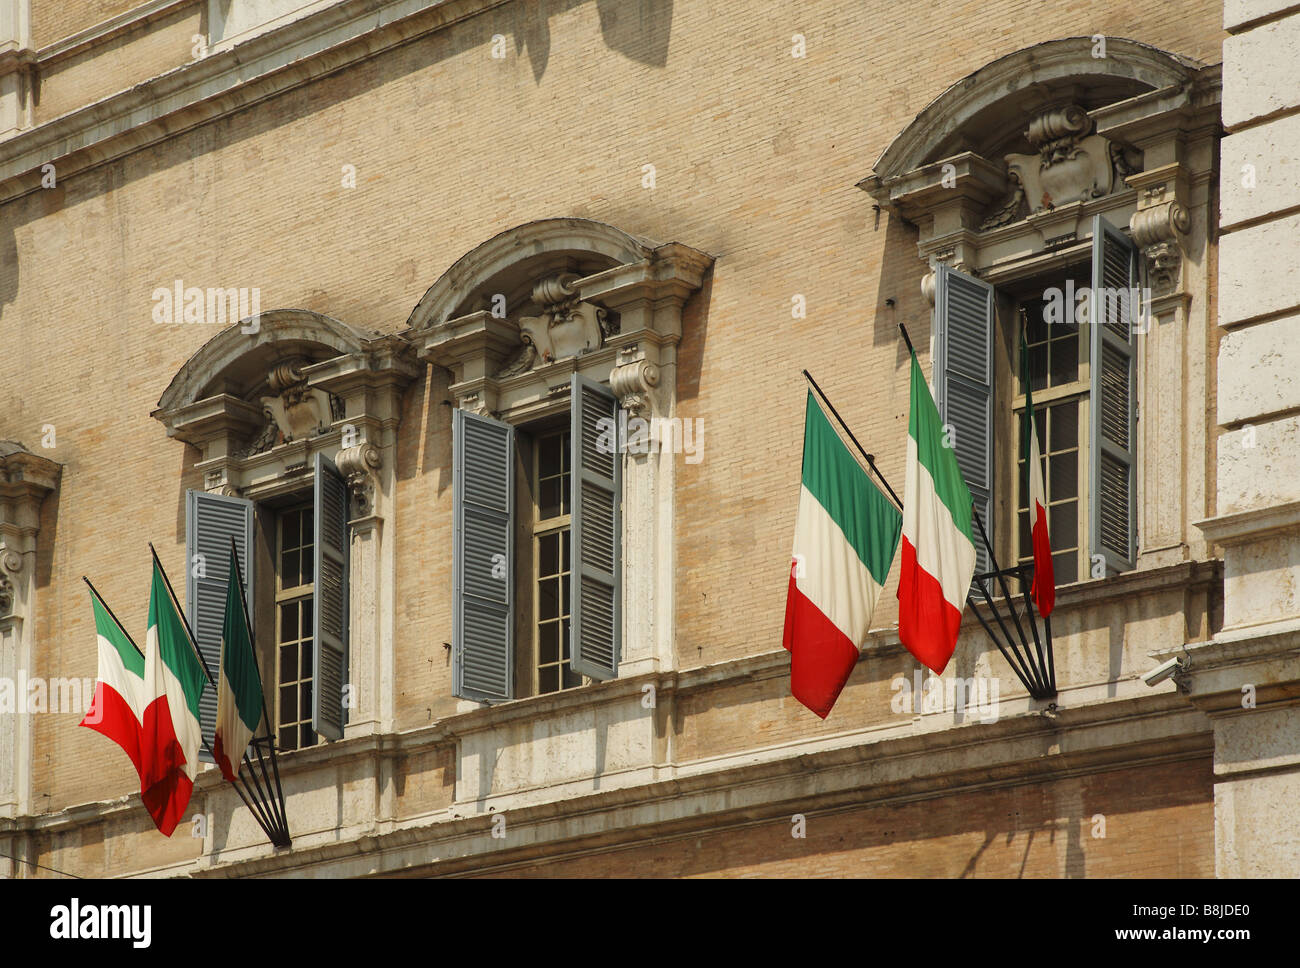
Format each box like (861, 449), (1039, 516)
(1143, 656), (1186, 687)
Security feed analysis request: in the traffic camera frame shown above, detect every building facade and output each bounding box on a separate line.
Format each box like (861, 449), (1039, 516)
(0, 0), (1296, 877)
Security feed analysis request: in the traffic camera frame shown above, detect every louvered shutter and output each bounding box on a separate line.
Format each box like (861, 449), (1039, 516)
(1089, 215), (1138, 574)
(312, 453), (348, 741)
(452, 409), (515, 703)
(186, 490), (254, 763)
(569, 374), (621, 681)
(934, 263), (996, 578)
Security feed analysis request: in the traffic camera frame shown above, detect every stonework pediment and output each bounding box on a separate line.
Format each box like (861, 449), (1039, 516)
(497, 274), (619, 377)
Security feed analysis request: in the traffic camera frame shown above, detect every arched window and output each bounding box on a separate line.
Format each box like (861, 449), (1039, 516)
(410, 218), (712, 703)
(861, 36), (1220, 586)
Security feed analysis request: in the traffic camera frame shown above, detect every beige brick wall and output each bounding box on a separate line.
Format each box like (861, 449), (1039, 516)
(0, 0), (1224, 820)
(30, 0), (160, 49)
(475, 758), (1215, 878)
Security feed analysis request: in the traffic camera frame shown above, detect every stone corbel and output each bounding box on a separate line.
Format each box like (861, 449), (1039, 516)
(336, 442), (382, 518)
(610, 346), (662, 418)
(1130, 190), (1190, 297)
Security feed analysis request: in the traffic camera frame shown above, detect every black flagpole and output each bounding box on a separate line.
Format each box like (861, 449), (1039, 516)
(229, 538), (291, 845)
(147, 543), (282, 842)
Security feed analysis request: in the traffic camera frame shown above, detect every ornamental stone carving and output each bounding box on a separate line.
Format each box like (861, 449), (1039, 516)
(337, 442), (382, 516)
(497, 274), (616, 377)
(610, 356), (661, 417)
(1002, 105), (1133, 217)
(1131, 193), (1191, 295)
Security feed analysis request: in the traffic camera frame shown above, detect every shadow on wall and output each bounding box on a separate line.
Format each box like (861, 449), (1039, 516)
(871, 206), (928, 368)
(502, 0), (675, 83)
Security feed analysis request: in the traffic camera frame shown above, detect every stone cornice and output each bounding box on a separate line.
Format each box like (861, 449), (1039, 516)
(0, 0), (510, 203)
(1196, 501), (1300, 546)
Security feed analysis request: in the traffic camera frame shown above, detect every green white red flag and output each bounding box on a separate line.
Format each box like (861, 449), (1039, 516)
(897, 350), (977, 674)
(81, 587), (146, 780)
(213, 552), (263, 782)
(783, 392), (902, 718)
(138, 560), (208, 836)
(1022, 329), (1055, 616)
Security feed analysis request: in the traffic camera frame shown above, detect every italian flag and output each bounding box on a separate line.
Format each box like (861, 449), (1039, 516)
(783, 392), (902, 718)
(81, 587), (146, 780)
(138, 560), (208, 837)
(213, 553), (263, 783)
(1023, 329), (1055, 616)
(897, 350), (977, 674)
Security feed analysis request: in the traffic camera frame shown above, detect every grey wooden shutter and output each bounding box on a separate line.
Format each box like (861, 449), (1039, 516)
(312, 453), (348, 741)
(186, 490), (254, 763)
(1089, 215), (1138, 574)
(569, 374), (621, 681)
(453, 409), (515, 703)
(934, 263), (996, 577)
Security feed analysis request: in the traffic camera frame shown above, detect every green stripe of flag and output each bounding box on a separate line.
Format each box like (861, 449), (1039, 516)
(800, 392), (902, 586)
(907, 353), (975, 543)
(222, 559), (263, 732)
(148, 563), (207, 722)
(91, 590), (143, 677)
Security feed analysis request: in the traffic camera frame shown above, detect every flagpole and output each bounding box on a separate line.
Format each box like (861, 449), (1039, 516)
(801, 369), (903, 510)
(229, 538), (291, 845)
(83, 577), (144, 658)
(146, 543), (283, 843)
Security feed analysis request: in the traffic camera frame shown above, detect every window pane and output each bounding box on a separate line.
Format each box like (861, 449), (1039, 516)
(301, 644), (312, 678)
(538, 665), (559, 695)
(1051, 400), (1078, 451)
(279, 644), (297, 683)
(300, 548), (313, 586)
(1050, 452), (1078, 501)
(539, 622), (558, 664)
(282, 550), (300, 589)
(539, 436), (561, 479)
(562, 665), (583, 690)
(300, 682), (312, 720)
(562, 575), (571, 617)
(1050, 334), (1079, 386)
(539, 533), (558, 577)
(562, 529), (570, 571)
(562, 618), (571, 660)
(283, 512), (300, 550)
(1026, 304), (1047, 344)
(1029, 346), (1048, 392)
(280, 684), (296, 724)
(539, 479), (561, 520)
(561, 432), (571, 472)
(1050, 502), (1078, 549)
(1054, 549), (1077, 585)
(279, 726), (295, 751)
(1019, 512), (1031, 559)
(300, 724), (315, 749)
(280, 602), (298, 643)
(301, 599), (313, 634)
(539, 577), (559, 621)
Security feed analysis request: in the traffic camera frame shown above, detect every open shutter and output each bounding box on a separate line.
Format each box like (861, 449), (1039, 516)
(1089, 215), (1138, 574)
(186, 490), (254, 762)
(312, 453), (348, 741)
(934, 263), (996, 577)
(453, 409), (515, 703)
(569, 374), (621, 681)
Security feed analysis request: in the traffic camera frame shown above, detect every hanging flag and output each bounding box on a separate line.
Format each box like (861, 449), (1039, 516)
(783, 391), (902, 718)
(139, 560), (208, 837)
(213, 552), (263, 783)
(81, 587), (146, 778)
(897, 350), (977, 674)
(1022, 328), (1055, 616)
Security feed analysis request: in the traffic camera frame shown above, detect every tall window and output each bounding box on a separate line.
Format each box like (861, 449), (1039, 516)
(276, 505), (317, 751)
(533, 429), (581, 694)
(1014, 282), (1087, 586)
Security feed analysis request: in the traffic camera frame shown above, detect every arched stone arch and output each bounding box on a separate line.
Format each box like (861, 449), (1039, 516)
(870, 36), (1203, 184)
(406, 218), (660, 334)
